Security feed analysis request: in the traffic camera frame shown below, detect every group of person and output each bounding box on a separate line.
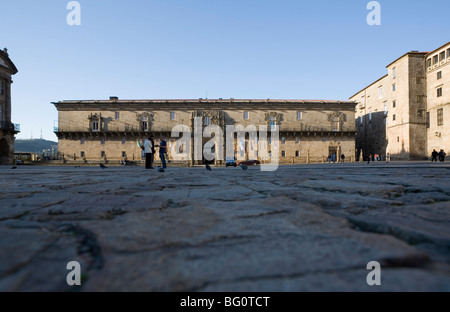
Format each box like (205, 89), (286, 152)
(431, 149), (446, 162)
(328, 154), (346, 163)
(141, 135), (168, 169)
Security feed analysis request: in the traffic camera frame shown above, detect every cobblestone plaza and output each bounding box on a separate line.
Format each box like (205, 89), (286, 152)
(0, 162), (449, 291)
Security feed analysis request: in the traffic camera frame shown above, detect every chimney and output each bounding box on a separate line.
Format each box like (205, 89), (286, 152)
(110, 96), (119, 101)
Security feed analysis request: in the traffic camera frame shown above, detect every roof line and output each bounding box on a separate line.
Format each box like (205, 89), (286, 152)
(349, 74), (388, 99)
(425, 41), (450, 57)
(385, 51), (428, 69)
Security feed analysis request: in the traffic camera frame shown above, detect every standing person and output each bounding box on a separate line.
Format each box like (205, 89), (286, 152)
(144, 135), (155, 169)
(431, 149), (438, 162)
(159, 137), (167, 169)
(439, 149), (446, 162)
(328, 155), (332, 164)
(340, 154), (345, 163)
(367, 154), (372, 164)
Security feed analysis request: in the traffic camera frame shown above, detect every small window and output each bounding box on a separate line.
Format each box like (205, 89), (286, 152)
(361, 97), (365, 108)
(437, 87), (443, 98)
(393, 114), (396, 121)
(437, 108), (444, 126)
(101, 151), (106, 157)
(332, 121), (339, 131)
(437, 71), (442, 80)
(281, 137), (286, 144)
(243, 111), (249, 120)
(426, 112), (430, 128)
(439, 51), (446, 62)
(392, 67), (396, 79)
(122, 151), (126, 158)
(369, 110), (372, 121)
(281, 151), (286, 157)
(170, 112), (176, 120)
(384, 102), (387, 115)
(80, 151), (85, 158)
(115, 112), (120, 120)
(204, 116), (210, 126)
(295, 151), (299, 157)
(91, 121), (99, 131)
(101, 138), (106, 145)
(397, 137), (400, 143)
(433, 55), (439, 65)
(141, 121), (148, 131)
(297, 112), (302, 120)
(392, 84), (396, 91)
(269, 121), (276, 131)
(122, 137), (126, 145)
(81, 138), (85, 145)
(427, 58), (432, 67)
(360, 113), (363, 124)
(393, 101), (396, 108)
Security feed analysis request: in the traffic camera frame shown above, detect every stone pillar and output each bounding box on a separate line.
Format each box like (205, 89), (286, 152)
(5, 78), (11, 123)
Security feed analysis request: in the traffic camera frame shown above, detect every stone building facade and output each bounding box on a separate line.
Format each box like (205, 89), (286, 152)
(350, 42), (449, 160)
(426, 43), (450, 154)
(53, 98), (356, 165)
(0, 48), (19, 165)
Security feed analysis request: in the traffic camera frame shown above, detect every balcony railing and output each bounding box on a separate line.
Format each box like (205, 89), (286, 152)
(0, 121), (20, 132)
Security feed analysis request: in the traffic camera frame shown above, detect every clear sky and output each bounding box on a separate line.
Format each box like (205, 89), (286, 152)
(1, 0), (447, 141)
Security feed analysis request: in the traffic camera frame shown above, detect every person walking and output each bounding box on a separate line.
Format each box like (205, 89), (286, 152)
(144, 135), (156, 169)
(159, 137), (167, 169)
(340, 154), (345, 163)
(439, 149), (446, 162)
(431, 149), (439, 162)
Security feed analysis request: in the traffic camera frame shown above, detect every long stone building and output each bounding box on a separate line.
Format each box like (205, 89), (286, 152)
(350, 42), (450, 160)
(0, 48), (19, 165)
(53, 98), (356, 166)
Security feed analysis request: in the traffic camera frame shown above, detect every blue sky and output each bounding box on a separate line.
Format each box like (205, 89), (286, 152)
(1, 0), (447, 141)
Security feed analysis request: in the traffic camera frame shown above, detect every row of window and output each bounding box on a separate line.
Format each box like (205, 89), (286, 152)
(363, 70), (444, 108)
(427, 48), (450, 67)
(362, 84), (397, 106)
(80, 137), (310, 145)
(362, 83), (443, 111)
(110, 112), (304, 122)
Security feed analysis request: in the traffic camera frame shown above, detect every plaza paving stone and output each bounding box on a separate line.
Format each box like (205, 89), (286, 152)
(0, 161), (449, 291)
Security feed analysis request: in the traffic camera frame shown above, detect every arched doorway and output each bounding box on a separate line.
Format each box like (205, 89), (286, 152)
(0, 138), (10, 165)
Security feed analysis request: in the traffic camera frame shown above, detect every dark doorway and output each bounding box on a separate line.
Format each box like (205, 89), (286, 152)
(329, 146), (337, 162)
(0, 138), (10, 165)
